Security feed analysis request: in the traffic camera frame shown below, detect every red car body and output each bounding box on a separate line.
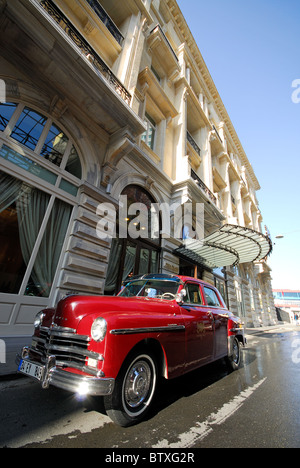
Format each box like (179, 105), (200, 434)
(17, 274), (245, 426)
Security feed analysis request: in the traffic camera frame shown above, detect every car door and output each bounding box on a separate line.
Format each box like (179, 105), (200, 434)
(203, 285), (228, 359)
(180, 282), (214, 372)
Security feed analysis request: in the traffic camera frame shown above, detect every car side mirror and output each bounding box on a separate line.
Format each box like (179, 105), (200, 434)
(176, 289), (186, 304)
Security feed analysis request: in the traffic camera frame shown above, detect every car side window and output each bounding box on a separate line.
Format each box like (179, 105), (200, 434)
(184, 283), (203, 305)
(204, 286), (221, 307)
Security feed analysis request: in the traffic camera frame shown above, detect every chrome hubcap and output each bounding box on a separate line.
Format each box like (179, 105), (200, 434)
(124, 360), (151, 408)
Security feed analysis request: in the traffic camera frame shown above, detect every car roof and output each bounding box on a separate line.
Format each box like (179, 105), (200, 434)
(123, 274), (182, 284)
(123, 274), (217, 289)
(177, 276), (217, 288)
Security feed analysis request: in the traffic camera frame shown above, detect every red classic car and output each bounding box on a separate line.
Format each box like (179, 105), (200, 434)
(17, 274), (245, 427)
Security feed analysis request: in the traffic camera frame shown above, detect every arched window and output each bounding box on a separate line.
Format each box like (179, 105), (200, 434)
(0, 102), (82, 298)
(104, 185), (161, 295)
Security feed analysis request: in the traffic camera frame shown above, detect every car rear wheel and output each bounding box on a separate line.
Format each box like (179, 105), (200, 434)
(226, 337), (241, 371)
(104, 352), (157, 427)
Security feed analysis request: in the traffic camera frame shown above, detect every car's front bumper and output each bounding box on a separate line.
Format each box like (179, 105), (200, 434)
(16, 347), (115, 396)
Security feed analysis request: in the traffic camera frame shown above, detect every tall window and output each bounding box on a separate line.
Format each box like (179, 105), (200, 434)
(141, 113), (156, 151)
(0, 102), (82, 297)
(104, 185), (161, 295)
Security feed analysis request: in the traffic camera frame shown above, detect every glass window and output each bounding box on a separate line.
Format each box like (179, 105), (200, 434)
(10, 107), (47, 151)
(139, 248), (150, 275)
(121, 184), (160, 242)
(204, 286), (221, 307)
(0, 102), (82, 181)
(104, 238), (124, 294)
(122, 241), (137, 284)
(119, 279), (179, 299)
(0, 170), (51, 295)
(25, 198), (72, 297)
(0, 102), (18, 131)
(41, 123), (69, 166)
(150, 250), (159, 274)
(141, 113), (156, 150)
(215, 277), (227, 306)
(184, 283), (203, 305)
(59, 178), (78, 196)
(0, 145), (58, 185)
(0, 102), (83, 299)
(65, 145), (82, 179)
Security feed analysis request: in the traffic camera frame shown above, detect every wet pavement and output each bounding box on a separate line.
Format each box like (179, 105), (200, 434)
(1, 325), (300, 448)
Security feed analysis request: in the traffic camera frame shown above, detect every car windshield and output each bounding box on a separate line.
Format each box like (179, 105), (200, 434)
(118, 279), (180, 300)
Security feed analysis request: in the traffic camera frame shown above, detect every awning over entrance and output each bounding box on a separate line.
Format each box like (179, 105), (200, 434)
(175, 224), (273, 269)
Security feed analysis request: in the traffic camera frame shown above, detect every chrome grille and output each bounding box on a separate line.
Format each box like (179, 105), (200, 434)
(32, 326), (99, 373)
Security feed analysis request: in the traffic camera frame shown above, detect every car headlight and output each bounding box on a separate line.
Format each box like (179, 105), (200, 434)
(91, 317), (107, 342)
(34, 311), (45, 329)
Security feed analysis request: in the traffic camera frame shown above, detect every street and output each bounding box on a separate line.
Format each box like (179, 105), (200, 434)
(1, 326), (300, 449)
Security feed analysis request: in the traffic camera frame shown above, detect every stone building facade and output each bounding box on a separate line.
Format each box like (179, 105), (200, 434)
(0, 0), (276, 372)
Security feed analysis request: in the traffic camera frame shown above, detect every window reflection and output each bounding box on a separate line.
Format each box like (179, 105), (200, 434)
(10, 107), (47, 151)
(41, 123), (69, 166)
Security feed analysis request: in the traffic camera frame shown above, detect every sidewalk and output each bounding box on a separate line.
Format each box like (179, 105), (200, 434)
(0, 336), (30, 377)
(245, 322), (297, 336)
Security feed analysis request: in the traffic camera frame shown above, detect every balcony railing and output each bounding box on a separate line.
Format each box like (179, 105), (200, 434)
(191, 169), (217, 205)
(86, 0), (124, 46)
(212, 125), (223, 143)
(39, 0), (131, 105)
(187, 131), (201, 157)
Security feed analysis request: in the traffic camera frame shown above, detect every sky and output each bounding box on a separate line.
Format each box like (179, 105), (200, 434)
(177, 0), (300, 290)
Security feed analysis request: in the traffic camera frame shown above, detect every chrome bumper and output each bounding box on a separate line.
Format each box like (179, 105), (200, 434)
(16, 347), (115, 396)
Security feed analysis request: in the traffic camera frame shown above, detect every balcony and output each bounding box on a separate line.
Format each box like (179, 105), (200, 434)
(187, 131), (201, 157)
(147, 25), (181, 81)
(210, 125), (224, 156)
(39, 0), (131, 104)
(191, 169), (217, 205)
(187, 131), (201, 169)
(85, 0), (124, 46)
(138, 67), (177, 120)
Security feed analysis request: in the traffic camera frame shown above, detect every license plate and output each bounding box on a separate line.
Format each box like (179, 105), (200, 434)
(18, 359), (44, 381)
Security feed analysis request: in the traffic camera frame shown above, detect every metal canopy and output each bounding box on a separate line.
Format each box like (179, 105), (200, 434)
(175, 224), (273, 269)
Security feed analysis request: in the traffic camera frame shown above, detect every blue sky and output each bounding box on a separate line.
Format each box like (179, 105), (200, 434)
(177, 0), (300, 289)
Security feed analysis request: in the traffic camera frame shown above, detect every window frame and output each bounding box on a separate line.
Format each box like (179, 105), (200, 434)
(141, 112), (156, 151)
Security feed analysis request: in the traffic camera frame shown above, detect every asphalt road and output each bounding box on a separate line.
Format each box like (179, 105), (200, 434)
(1, 326), (300, 449)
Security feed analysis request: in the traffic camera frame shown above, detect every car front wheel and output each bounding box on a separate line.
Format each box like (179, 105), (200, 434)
(104, 352), (157, 427)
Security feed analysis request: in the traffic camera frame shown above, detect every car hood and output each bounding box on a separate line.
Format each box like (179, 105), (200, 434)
(52, 295), (179, 332)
